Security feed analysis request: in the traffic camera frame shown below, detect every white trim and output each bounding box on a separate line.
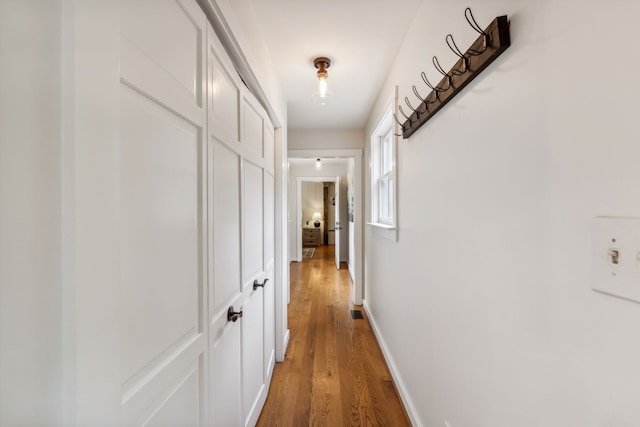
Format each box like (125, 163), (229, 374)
(363, 300), (423, 427)
(274, 127), (289, 362)
(366, 222), (396, 230)
(288, 149), (364, 305)
(370, 106), (397, 228)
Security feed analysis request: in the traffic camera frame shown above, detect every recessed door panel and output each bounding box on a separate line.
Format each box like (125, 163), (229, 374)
(121, 0), (201, 103)
(119, 84), (201, 384)
(211, 322), (242, 427)
(141, 362), (201, 427)
(243, 161), (264, 281)
(263, 266), (275, 379)
(208, 45), (240, 143)
(211, 141), (241, 311)
(243, 99), (264, 157)
(264, 172), (275, 265)
(242, 289), (265, 421)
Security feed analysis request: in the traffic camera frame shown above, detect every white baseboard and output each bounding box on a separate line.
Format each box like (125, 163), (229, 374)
(363, 300), (423, 427)
(281, 329), (290, 361)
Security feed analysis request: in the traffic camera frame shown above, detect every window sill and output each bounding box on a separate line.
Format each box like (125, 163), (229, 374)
(366, 222), (396, 230)
(366, 222), (398, 241)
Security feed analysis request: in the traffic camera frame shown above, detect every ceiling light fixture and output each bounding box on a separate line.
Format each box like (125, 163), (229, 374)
(313, 57), (333, 105)
(315, 158), (322, 169)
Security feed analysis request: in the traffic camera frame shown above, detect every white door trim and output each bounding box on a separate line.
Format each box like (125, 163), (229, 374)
(288, 149), (363, 305)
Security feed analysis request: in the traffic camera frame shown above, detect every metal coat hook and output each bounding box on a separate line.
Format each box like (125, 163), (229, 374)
(404, 96), (423, 116)
(397, 105), (413, 122)
(412, 85), (437, 105)
(392, 113), (408, 137)
(465, 8), (490, 55)
(392, 113), (406, 129)
(432, 56), (453, 90)
(421, 71), (445, 95)
(445, 34), (470, 75)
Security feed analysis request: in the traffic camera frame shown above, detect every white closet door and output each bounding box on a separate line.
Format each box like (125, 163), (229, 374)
(207, 24), (276, 427)
(119, 0), (207, 425)
(207, 24), (244, 427)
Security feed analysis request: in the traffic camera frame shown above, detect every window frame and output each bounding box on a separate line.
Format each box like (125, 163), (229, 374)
(369, 103), (398, 232)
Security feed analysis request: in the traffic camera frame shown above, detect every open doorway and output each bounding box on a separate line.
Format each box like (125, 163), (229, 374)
(288, 150), (363, 305)
(296, 176), (346, 270)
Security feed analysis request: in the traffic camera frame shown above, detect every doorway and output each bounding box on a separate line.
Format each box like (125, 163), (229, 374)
(288, 149), (363, 305)
(297, 176), (344, 270)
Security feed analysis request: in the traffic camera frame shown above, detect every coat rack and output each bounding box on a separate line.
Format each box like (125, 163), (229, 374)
(396, 8), (511, 139)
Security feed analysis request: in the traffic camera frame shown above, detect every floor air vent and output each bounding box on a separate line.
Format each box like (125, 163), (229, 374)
(350, 310), (364, 320)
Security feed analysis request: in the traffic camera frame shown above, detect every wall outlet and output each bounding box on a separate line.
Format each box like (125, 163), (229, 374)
(591, 217), (640, 303)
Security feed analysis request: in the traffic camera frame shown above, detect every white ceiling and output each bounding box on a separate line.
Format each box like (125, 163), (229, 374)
(246, 0), (423, 129)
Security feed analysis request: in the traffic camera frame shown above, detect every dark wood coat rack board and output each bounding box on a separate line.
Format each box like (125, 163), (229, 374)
(401, 14), (510, 139)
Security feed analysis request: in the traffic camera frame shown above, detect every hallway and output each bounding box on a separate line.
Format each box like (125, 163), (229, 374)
(257, 246), (409, 426)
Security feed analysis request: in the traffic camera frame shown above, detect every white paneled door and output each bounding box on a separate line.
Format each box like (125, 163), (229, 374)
(119, 1), (275, 425)
(120, 1), (207, 425)
(208, 28), (276, 425)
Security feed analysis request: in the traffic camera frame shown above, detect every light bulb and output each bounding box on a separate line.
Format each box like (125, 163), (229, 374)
(318, 77), (328, 98)
(312, 57), (333, 105)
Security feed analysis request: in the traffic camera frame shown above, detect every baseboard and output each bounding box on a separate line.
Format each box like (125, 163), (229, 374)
(280, 329), (290, 362)
(363, 300), (423, 427)
(266, 349), (275, 384)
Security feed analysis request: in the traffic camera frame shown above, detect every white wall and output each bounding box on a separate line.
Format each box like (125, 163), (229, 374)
(289, 128), (363, 150)
(0, 2), (64, 424)
(1, 1), (121, 424)
(364, 1), (640, 426)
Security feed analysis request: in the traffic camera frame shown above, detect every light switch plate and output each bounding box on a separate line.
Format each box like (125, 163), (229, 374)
(591, 217), (640, 304)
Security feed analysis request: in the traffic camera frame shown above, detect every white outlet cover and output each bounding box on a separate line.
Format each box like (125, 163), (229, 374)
(591, 217), (640, 304)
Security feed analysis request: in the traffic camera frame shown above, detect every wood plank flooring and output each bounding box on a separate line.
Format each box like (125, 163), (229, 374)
(257, 245), (410, 426)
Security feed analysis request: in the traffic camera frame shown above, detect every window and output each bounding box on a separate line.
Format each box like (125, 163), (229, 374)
(370, 105), (396, 229)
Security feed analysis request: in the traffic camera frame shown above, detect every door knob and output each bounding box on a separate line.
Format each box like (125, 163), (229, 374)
(227, 306), (243, 322)
(253, 278), (268, 290)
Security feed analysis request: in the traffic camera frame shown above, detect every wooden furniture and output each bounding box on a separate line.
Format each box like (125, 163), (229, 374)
(303, 227), (321, 246)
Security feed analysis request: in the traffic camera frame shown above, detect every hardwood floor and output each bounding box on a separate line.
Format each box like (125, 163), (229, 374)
(257, 245), (410, 426)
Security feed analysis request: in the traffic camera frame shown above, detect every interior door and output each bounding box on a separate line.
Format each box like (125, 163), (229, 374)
(334, 176), (341, 270)
(241, 92), (272, 427)
(208, 24), (275, 427)
(207, 20), (243, 426)
(119, 1), (208, 425)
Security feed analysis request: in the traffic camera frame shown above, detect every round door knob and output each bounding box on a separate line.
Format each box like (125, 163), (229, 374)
(227, 306), (243, 323)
